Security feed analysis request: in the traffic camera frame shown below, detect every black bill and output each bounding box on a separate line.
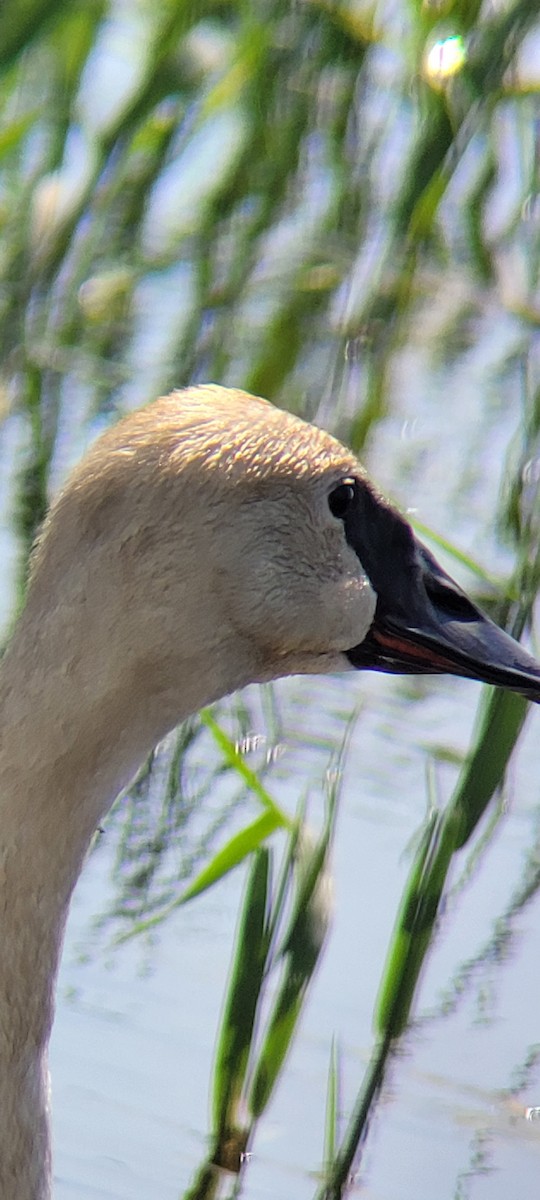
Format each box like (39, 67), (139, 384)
(343, 480), (540, 704)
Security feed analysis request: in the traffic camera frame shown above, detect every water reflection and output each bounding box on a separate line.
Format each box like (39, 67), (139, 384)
(1, 1), (540, 1197)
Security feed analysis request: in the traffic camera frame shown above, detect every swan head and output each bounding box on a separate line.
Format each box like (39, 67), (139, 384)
(30, 387), (375, 695)
(28, 384), (540, 730)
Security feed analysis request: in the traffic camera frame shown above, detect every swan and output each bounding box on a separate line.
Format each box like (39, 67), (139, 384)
(1, 383), (540, 1199)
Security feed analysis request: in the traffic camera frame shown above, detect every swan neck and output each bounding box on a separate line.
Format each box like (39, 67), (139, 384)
(0, 614), (181, 1199)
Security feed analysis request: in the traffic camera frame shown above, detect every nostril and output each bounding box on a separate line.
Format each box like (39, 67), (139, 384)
(424, 575), (478, 621)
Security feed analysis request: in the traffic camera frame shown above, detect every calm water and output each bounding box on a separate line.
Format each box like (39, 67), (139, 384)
(1, 327), (534, 1200)
(1, 10), (539, 1198)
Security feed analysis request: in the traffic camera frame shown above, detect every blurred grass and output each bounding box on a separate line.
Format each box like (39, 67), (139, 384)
(2, 0), (538, 573)
(1, 1), (539, 1198)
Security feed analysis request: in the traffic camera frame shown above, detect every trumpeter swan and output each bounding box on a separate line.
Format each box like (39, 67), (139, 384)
(1, 384), (539, 1199)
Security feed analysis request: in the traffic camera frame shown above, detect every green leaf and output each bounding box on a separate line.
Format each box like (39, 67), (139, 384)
(117, 810), (287, 940)
(249, 822), (334, 1117)
(451, 686), (528, 848)
(0, 111), (37, 158)
(248, 973), (305, 1118)
(212, 848), (271, 1138)
(179, 809), (283, 904)
(200, 709), (293, 830)
(374, 808), (456, 1038)
(324, 1038), (339, 1168)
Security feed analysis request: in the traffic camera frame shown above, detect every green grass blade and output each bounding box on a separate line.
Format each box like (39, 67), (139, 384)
(323, 1038), (339, 1169)
(315, 1034), (392, 1200)
(117, 810), (286, 939)
(200, 709), (293, 830)
(212, 848), (271, 1141)
(249, 822), (334, 1117)
(374, 809), (455, 1038)
(248, 972), (306, 1118)
(450, 686), (528, 848)
(170, 809), (285, 905)
(375, 685), (530, 1039)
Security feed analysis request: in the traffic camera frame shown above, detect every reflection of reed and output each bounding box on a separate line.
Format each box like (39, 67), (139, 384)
(1, 2), (539, 1198)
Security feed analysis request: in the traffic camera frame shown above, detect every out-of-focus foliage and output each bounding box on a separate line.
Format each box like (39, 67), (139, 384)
(0, 0), (538, 921)
(1, 0), (539, 927)
(1, 0), (538, 558)
(1, 5), (540, 1195)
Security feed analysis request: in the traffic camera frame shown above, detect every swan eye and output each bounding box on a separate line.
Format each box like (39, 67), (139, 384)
(328, 478), (357, 520)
